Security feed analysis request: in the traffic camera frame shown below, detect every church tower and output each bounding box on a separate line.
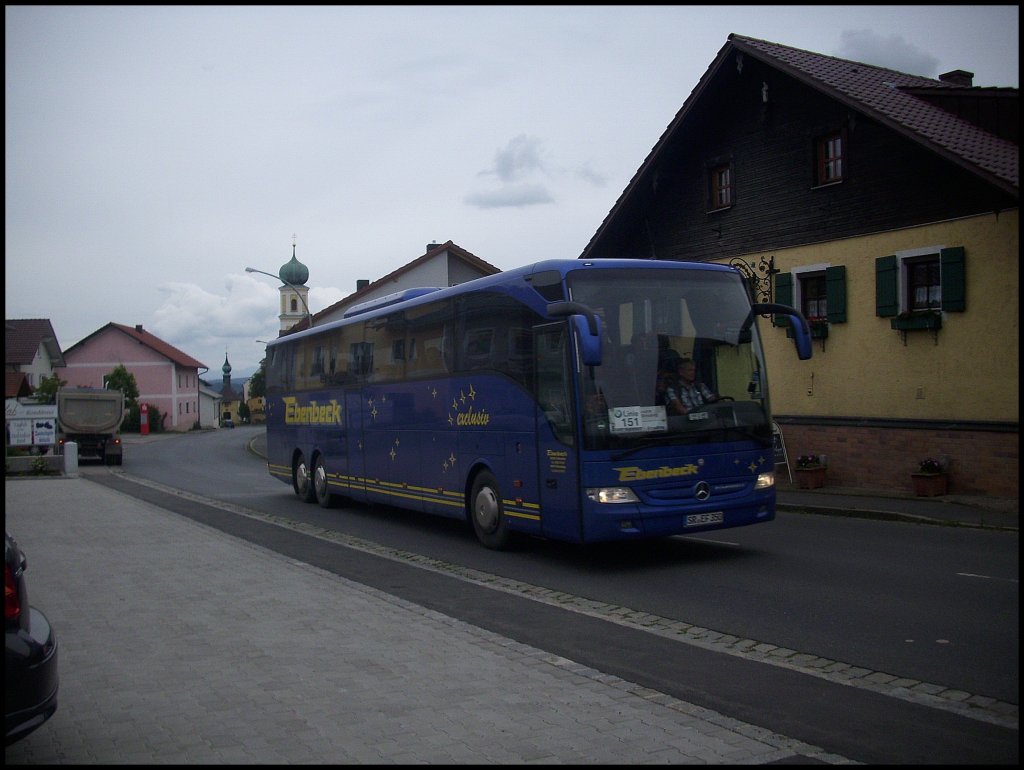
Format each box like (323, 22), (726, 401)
(278, 238), (310, 332)
(220, 352), (241, 426)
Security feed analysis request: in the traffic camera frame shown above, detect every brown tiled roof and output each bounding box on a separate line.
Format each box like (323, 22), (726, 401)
(289, 241), (501, 333)
(730, 34), (1018, 193)
(5, 318), (65, 367)
(6, 372), (33, 398)
(63, 323), (207, 370)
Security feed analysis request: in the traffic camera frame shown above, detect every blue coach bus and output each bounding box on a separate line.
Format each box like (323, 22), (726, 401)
(263, 258), (811, 549)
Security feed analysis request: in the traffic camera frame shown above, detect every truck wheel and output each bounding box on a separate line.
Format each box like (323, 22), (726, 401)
(294, 453), (317, 503)
(469, 470), (512, 550)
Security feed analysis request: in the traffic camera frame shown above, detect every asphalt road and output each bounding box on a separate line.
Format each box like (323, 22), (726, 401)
(27, 425), (1013, 764)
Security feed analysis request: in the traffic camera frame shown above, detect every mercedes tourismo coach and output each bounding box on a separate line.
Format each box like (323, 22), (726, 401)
(263, 258), (811, 548)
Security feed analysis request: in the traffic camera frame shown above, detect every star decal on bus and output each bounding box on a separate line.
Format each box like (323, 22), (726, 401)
(442, 451), (458, 473)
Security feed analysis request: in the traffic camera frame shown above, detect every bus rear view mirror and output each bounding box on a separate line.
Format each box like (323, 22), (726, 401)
(750, 303), (813, 360)
(547, 301), (603, 366)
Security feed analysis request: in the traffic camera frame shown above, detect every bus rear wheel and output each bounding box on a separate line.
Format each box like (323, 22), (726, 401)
(294, 453), (316, 503)
(470, 470), (511, 550)
(313, 455), (333, 508)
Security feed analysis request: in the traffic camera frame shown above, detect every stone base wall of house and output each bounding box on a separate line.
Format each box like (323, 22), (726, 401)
(775, 419), (1019, 499)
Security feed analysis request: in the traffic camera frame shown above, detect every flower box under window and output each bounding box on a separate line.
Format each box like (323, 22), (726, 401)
(890, 311), (941, 331)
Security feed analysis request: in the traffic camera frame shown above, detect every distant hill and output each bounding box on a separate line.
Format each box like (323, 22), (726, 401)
(202, 374), (250, 394)
(228, 366), (259, 381)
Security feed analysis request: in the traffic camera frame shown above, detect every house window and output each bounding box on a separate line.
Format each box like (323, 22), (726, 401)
(816, 131), (844, 185)
(801, 274), (827, 320)
(906, 257), (941, 310)
(708, 163), (733, 210)
(875, 247), (965, 317)
(774, 265), (847, 329)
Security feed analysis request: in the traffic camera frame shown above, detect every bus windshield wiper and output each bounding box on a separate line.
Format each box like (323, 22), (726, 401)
(611, 434), (698, 460)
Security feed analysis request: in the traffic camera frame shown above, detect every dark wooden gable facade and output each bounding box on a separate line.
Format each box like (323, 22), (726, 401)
(582, 35), (1018, 263)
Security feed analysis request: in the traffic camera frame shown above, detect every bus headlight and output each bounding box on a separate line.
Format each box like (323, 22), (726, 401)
(754, 471), (775, 490)
(585, 487), (640, 504)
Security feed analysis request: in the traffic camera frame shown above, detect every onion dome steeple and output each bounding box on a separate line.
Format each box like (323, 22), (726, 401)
(279, 242), (309, 287)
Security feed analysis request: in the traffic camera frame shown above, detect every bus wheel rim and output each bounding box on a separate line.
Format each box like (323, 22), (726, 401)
(314, 462), (327, 496)
(475, 487), (499, 532)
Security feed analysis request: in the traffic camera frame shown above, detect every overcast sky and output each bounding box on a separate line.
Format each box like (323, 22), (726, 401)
(6, 5), (1019, 376)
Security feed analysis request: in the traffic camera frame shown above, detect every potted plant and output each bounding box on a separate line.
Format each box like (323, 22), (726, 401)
(912, 457), (948, 497)
(794, 453), (827, 489)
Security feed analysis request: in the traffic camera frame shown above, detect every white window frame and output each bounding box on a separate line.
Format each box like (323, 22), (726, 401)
(895, 245), (944, 314)
(789, 262), (830, 315)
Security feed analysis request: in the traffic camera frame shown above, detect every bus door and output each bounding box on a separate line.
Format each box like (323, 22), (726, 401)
(533, 323), (583, 542)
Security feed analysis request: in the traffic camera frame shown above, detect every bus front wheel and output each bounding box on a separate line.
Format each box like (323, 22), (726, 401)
(470, 470), (511, 550)
(313, 455), (333, 508)
(294, 453), (316, 503)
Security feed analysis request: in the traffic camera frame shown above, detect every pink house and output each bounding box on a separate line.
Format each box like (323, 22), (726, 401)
(56, 323), (208, 432)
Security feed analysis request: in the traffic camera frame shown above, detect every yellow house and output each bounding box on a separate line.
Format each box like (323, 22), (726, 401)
(581, 35), (1018, 498)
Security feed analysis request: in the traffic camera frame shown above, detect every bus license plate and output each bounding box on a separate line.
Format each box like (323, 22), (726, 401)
(686, 511), (723, 527)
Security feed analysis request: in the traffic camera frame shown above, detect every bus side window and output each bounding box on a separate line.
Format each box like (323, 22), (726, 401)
(507, 327), (532, 386)
(462, 328), (493, 370)
(421, 346), (445, 374)
(310, 345), (325, 377)
(348, 341), (373, 378)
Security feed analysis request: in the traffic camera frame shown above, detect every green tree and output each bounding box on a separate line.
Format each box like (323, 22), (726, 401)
(33, 373), (67, 404)
(248, 358), (266, 399)
(104, 364), (140, 409)
(123, 402), (162, 433)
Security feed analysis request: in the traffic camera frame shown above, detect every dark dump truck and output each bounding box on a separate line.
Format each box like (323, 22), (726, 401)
(56, 388), (125, 465)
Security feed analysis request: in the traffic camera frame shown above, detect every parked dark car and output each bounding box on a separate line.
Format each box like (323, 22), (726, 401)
(5, 531), (58, 746)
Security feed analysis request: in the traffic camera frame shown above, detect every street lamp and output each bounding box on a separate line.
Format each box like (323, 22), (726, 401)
(245, 266), (313, 328)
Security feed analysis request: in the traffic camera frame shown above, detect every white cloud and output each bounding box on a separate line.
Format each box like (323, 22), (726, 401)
(148, 275), (345, 373)
(482, 134), (548, 183)
(5, 6), (1017, 373)
(464, 184), (555, 209)
(835, 29), (941, 77)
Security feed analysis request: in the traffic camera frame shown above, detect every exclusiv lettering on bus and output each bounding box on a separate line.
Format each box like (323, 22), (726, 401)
(281, 396), (343, 425)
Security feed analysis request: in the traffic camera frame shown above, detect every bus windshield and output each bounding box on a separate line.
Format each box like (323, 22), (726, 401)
(566, 267), (770, 451)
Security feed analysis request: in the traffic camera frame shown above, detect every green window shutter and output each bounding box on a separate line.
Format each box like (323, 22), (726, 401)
(875, 255), (898, 317)
(773, 272), (793, 327)
(825, 265), (847, 323)
(940, 246), (966, 312)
